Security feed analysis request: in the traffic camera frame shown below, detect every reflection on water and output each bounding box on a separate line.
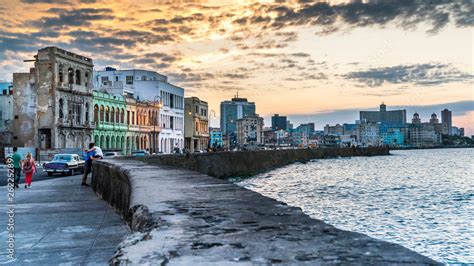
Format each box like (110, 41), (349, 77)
(237, 148), (474, 263)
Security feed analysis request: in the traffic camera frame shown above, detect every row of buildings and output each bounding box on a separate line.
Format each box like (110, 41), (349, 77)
(0, 47), (211, 158)
(262, 103), (466, 148)
(0, 47), (468, 158)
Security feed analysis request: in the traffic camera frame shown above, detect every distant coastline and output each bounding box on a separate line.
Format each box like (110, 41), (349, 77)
(389, 145), (474, 151)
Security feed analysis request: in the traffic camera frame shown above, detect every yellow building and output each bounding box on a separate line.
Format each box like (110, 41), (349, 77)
(184, 97), (209, 152)
(124, 97), (161, 155)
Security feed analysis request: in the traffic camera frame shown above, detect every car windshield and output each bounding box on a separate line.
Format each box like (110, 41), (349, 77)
(53, 155), (72, 161)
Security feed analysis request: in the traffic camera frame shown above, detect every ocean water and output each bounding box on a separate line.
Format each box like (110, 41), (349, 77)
(237, 148), (474, 263)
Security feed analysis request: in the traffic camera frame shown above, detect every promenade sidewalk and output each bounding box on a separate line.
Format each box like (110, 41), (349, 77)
(0, 175), (129, 264)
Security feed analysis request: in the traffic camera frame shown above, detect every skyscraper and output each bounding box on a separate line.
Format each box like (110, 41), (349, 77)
(441, 108), (452, 135)
(271, 114), (287, 131)
(360, 103), (406, 124)
(220, 97), (256, 146)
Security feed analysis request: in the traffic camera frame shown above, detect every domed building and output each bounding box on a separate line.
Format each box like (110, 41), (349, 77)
(411, 112), (421, 124)
(429, 113), (439, 124)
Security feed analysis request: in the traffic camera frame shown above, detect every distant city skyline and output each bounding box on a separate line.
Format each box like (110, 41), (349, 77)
(260, 101), (472, 134)
(0, 0), (472, 134)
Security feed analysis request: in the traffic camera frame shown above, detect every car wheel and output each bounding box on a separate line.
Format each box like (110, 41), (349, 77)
(68, 169), (73, 176)
(47, 172), (53, 176)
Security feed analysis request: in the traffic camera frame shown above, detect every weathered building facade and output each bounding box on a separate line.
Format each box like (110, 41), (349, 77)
(13, 47), (94, 149)
(0, 82), (13, 151)
(94, 68), (184, 154)
(237, 115), (264, 148)
(184, 97), (209, 152)
(92, 91), (160, 155)
(124, 97), (160, 155)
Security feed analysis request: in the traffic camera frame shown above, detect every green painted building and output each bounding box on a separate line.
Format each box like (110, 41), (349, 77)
(93, 91), (128, 154)
(92, 91), (161, 155)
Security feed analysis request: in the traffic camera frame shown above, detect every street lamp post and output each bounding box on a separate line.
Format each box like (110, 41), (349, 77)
(153, 95), (162, 154)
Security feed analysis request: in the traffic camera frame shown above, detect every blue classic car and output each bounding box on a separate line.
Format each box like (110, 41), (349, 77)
(131, 150), (150, 157)
(43, 154), (85, 176)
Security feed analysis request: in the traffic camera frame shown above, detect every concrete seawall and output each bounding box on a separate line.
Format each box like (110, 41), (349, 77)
(92, 150), (440, 264)
(128, 147), (390, 179)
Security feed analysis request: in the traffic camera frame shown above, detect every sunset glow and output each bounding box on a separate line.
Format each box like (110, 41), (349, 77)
(0, 0), (472, 133)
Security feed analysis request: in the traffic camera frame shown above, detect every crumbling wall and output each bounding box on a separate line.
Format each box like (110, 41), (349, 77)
(12, 71), (37, 147)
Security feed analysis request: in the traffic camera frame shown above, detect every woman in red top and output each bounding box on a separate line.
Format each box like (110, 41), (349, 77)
(22, 152), (36, 189)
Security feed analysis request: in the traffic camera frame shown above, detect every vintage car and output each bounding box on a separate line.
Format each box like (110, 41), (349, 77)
(103, 151), (121, 158)
(131, 150), (150, 157)
(43, 154), (85, 176)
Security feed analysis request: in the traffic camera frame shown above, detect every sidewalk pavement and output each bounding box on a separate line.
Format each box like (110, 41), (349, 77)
(0, 175), (129, 264)
(0, 163), (43, 169)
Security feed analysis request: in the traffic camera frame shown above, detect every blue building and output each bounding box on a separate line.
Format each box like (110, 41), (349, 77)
(220, 97), (256, 148)
(271, 114), (287, 131)
(209, 128), (223, 149)
(379, 122), (408, 146)
(381, 128), (404, 146)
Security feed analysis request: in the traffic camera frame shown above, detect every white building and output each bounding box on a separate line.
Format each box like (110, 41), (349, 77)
(94, 68), (184, 154)
(357, 121), (381, 147)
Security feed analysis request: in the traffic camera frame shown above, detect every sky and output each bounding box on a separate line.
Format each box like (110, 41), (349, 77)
(0, 0), (473, 134)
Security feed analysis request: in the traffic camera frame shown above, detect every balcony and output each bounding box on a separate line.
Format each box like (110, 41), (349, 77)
(95, 122), (127, 131)
(194, 131), (210, 138)
(57, 83), (91, 94)
(56, 118), (96, 129)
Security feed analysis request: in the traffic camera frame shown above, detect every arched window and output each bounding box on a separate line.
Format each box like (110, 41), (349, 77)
(59, 98), (64, 119)
(121, 108), (125, 123)
(110, 107), (115, 123)
(85, 103), (90, 122)
(75, 70), (81, 85)
(116, 108), (120, 123)
(148, 110), (152, 125)
(100, 105), (104, 122)
(94, 105), (99, 123)
(68, 68), (74, 84)
(85, 72), (89, 87)
(105, 106), (109, 122)
(58, 67), (63, 83)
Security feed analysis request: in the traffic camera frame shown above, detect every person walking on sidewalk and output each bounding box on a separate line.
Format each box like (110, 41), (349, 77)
(11, 147), (22, 189)
(22, 152), (36, 189)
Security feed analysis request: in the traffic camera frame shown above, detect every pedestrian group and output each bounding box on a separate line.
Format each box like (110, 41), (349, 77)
(9, 142), (103, 189)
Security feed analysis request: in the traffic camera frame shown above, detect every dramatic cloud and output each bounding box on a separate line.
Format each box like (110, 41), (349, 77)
(21, 0), (71, 3)
(28, 8), (114, 29)
(0, 0), (472, 134)
(343, 64), (473, 87)
(21, 0), (96, 3)
(263, 0), (474, 34)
